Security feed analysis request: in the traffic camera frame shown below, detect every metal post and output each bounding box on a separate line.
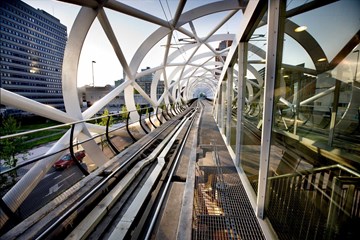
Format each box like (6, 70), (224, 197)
(138, 110), (149, 134)
(226, 66), (233, 145)
(256, 0), (286, 219)
(70, 124), (90, 175)
(126, 111), (137, 142)
(148, 108), (157, 129)
(328, 79), (341, 146)
(235, 42), (248, 166)
(106, 116), (120, 154)
(92, 60), (96, 86)
(156, 106), (163, 125)
(221, 82), (226, 134)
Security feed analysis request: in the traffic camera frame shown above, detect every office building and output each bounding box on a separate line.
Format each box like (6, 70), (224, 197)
(0, 0), (67, 113)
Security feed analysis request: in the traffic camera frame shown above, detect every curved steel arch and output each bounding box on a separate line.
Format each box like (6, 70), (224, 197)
(0, 0), (249, 225)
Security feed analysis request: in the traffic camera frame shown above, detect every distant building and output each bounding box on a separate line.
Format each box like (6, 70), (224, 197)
(79, 69), (166, 113)
(215, 40), (232, 75)
(135, 67), (165, 106)
(78, 85), (122, 113)
(0, 0), (67, 114)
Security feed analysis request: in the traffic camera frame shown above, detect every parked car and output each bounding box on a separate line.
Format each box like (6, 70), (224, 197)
(53, 150), (86, 170)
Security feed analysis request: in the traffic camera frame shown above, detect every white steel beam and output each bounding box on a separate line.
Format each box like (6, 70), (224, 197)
(235, 42), (248, 166)
(226, 66), (233, 145)
(256, 0), (286, 219)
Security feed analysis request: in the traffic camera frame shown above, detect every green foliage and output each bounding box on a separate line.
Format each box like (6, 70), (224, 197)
(136, 103), (141, 113)
(0, 116), (24, 168)
(121, 105), (128, 120)
(98, 108), (114, 126)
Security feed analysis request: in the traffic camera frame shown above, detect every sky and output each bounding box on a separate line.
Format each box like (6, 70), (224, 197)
(22, 0), (360, 88)
(22, 0), (242, 87)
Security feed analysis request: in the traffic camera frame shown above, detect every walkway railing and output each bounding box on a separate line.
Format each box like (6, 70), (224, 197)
(0, 103), (185, 231)
(265, 164), (360, 239)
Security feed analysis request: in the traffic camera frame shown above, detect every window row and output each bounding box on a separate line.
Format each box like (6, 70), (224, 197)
(1, 41), (63, 62)
(2, 2), (67, 37)
(0, 21), (65, 52)
(1, 56), (61, 72)
(1, 18), (67, 48)
(0, 48), (62, 68)
(1, 31), (64, 58)
(1, 72), (61, 83)
(1, 79), (61, 89)
(1, 64), (61, 78)
(3, 86), (63, 95)
(0, 15), (66, 48)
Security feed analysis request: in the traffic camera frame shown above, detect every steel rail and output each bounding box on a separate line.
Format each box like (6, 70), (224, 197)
(35, 108), (195, 240)
(144, 103), (199, 239)
(108, 109), (195, 240)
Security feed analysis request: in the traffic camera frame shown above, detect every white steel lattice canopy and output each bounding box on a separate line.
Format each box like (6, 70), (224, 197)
(0, 0), (251, 223)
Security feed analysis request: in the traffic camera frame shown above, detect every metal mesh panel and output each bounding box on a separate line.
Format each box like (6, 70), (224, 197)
(193, 166), (265, 240)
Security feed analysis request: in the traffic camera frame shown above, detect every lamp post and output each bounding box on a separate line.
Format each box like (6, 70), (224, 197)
(92, 60), (96, 87)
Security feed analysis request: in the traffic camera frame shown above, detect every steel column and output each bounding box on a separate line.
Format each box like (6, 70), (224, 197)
(221, 82), (226, 134)
(235, 42), (248, 166)
(226, 66), (233, 145)
(328, 77), (342, 146)
(256, 0), (286, 219)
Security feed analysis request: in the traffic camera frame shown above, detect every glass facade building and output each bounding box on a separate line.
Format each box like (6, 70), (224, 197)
(0, 0), (67, 112)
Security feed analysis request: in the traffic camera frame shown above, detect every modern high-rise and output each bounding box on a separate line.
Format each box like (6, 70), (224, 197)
(0, 0), (67, 113)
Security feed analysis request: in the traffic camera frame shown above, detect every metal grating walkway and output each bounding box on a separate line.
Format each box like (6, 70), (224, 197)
(192, 101), (265, 240)
(193, 164), (265, 240)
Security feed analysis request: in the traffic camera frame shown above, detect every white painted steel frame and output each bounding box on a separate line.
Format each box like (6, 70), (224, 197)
(256, 0), (285, 219)
(221, 82), (226, 134)
(0, 0), (249, 225)
(235, 42), (248, 166)
(226, 67), (233, 145)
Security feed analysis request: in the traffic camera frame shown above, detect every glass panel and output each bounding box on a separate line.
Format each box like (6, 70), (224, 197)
(230, 69), (237, 151)
(238, 25), (267, 188)
(267, 1), (360, 239)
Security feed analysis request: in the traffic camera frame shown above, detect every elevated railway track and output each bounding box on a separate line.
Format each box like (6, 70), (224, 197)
(1, 102), (200, 240)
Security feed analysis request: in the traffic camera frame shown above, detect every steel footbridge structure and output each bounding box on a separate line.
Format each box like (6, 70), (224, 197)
(1, 0), (360, 239)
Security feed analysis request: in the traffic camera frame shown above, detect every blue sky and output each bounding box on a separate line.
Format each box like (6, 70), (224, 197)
(22, 0), (360, 87)
(23, 0), (240, 87)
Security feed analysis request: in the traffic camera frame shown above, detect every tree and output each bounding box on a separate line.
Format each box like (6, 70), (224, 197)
(136, 103), (141, 114)
(121, 105), (128, 120)
(97, 108), (114, 150)
(0, 116), (24, 186)
(98, 108), (114, 126)
(0, 116), (23, 169)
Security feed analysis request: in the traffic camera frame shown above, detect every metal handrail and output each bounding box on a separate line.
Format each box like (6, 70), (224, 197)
(0, 110), (131, 140)
(106, 116), (120, 154)
(148, 109), (157, 129)
(69, 124), (89, 176)
(0, 108), (154, 175)
(35, 107), (195, 240)
(269, 164), (360, 180)
(126, 111), (137, 142)
(156, 106), (163, 125)
(161, 106), (169, 121)
(138, 110), (149, 134)
(0, 104), (191, 176)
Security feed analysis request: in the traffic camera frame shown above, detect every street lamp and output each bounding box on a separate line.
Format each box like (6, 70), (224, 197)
(92, 60), (96, 87)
